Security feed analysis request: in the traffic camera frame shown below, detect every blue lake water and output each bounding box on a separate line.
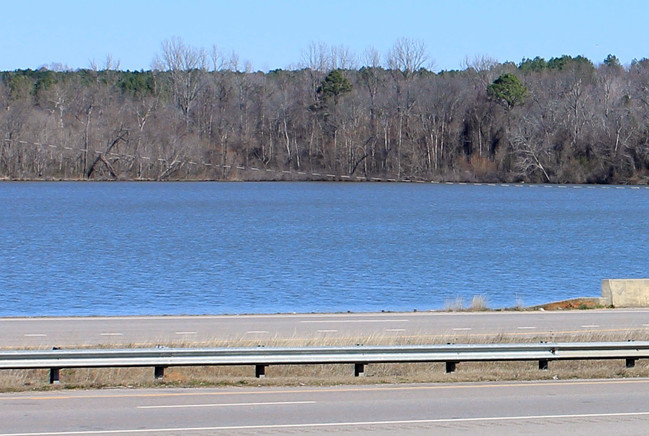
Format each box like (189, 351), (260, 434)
(1, 182), (648, 316)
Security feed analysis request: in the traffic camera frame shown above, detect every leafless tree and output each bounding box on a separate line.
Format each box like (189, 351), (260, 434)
(153, 37), (207, 125)
(386, 38), (429, 178)
(387, 38), (428, 77)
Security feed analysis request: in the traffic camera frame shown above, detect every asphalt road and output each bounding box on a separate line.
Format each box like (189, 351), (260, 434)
(2, 379), (649, 435)
(2, 309), (649, 348)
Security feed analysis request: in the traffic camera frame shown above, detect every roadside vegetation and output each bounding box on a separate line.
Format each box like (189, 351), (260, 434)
(2, 329), (648, 392)
(1, 38), (648, 184)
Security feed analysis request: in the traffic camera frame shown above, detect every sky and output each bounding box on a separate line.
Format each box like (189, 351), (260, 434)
(1, 0), (648, 72)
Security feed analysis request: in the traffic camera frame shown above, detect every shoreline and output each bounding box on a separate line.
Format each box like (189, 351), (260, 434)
(3, 178), (649, 186)
(0, 296), (615, 320)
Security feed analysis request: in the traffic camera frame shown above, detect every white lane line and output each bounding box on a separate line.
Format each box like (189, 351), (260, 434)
(175, 331), (197, 335)
(385, 329), (406, 332)
(452, 328), (472, 331)
(138, 400), (316, 409)
(581, 325), (600, 328)
(100, 333), (123, 336)
(24, 334), (47, 337)
(317, 329), (338, 333)
(302, 318), (409, 323)
(245, 330), (269, 334)
(517, 326), (537, 330)
(10, 411), (649, 434)
(642, 324), (649, 327)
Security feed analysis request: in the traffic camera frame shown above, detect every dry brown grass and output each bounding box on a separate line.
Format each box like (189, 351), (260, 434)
(3, 330), (649, 392)
(4, 359), (648, 392)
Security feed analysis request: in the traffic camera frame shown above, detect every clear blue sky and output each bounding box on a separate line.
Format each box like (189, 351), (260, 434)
(2, 0), (648, 72)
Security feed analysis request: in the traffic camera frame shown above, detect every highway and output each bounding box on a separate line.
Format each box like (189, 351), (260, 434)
(2, 309), (649, 348)
(2, 379), (649, 435)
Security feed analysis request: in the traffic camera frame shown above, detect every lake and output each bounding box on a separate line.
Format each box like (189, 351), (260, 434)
(1, 182), (648, 316)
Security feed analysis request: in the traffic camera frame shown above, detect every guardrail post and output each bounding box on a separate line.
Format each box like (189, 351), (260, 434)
(154, 366), (166, 380)
(626, 358), (636, 368)
(255, 364), (266, 378)
(445, 361), (457, 373)
(49, 368), (60, 384)
(539, 359), (549, 370)
(354, 363), (365, 377)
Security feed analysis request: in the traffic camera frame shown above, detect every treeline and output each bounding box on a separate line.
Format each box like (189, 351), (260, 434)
(1, 40), (649, 184)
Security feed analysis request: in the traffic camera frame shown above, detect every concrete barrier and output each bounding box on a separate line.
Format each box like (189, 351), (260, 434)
(601, 279), (649, 307)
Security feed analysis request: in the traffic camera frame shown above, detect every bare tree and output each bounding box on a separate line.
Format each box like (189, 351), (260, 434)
(209, 45), (226, 72)
(329, 44), (357, 70)
(386, 38), (429, 178)
(153, 37), (207, 125)
(462, 55), (499, 88)
(301, 41), (332, 72)
(89, 54), (121, 72)
(511, 117), (553, 183)
(387, 37), (428, 77)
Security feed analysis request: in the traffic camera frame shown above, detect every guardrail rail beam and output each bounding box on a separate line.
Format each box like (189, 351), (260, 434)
(1, 341), (648, 384)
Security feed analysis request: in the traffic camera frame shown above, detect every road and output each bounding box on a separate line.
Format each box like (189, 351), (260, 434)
(2, 379), (649, 435)
(1, 309), (649, 348)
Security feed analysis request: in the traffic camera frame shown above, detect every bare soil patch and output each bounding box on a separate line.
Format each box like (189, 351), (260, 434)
(531, 297), (604, 311)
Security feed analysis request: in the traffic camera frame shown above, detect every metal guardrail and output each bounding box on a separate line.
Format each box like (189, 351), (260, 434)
(1, 342), (648, 384)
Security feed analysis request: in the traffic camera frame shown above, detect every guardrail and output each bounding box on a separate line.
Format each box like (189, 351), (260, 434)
(1, 342), (648, 384)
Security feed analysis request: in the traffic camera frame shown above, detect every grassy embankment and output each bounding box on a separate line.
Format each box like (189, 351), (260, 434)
(1, 325), (647, 392)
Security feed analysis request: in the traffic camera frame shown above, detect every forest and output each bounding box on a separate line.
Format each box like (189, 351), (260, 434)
(1, 38), (648, 184)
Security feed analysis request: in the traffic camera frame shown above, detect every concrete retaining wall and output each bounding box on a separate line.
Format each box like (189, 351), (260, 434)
(601, 279), (649, 307)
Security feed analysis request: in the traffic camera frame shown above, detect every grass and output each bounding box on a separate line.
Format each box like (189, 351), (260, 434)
(2, 330), (649, 392)
(443, 294), (489, 311)
(469, 295), (489, 311)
